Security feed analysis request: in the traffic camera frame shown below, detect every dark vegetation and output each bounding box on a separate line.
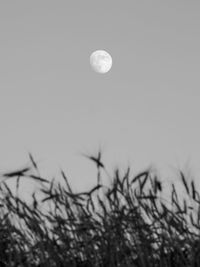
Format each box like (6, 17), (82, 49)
(0, 152), (200, 266)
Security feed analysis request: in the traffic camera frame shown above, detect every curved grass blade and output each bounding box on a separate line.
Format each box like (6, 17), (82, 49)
(3, 167), (30, 178)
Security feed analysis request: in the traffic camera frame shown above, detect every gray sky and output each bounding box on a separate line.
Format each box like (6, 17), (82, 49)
(0, 1), (200, 198)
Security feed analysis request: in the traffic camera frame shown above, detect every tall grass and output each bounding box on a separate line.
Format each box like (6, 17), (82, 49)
(0, 152), (200, 266)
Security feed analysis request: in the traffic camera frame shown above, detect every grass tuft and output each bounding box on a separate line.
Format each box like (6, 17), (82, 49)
(0, 152), (200, 266)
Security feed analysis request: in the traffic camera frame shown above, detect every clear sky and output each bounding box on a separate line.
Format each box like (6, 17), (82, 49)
(0, 1), (200, 199)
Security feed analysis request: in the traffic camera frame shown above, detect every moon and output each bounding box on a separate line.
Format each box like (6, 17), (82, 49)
(90, 50), (112, 74)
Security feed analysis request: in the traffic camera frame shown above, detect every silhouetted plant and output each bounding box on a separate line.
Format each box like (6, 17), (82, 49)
(0, 152), (200, 266)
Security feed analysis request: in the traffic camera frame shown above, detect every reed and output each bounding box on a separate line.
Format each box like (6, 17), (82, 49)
(0, 152), (200, 267)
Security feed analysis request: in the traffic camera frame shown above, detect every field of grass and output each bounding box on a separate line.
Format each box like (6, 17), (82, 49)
(0, 152), (200, 267)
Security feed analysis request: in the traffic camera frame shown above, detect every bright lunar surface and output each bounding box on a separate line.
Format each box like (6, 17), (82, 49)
(90, 50), (112, 74)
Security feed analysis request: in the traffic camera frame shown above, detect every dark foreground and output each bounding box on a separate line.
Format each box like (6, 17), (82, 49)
(0, 153), (200, 267)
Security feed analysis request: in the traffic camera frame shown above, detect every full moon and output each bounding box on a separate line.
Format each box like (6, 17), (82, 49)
(90, 50), (112, 74)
